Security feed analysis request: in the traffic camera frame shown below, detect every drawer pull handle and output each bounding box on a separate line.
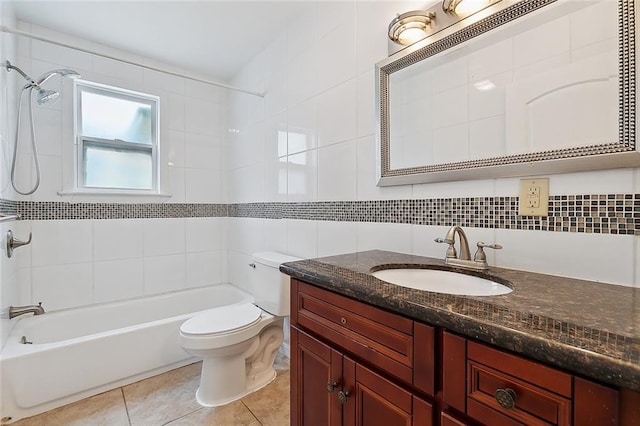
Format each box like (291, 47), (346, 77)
(340, 317), (347, 324)
(327, 381), (339, 393)
(338, 390), (351, 404)
(495, 388), (517, 409)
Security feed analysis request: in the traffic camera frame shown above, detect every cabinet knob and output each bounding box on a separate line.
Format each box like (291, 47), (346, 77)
(338, 390), (351, 405)
(340, 317), (347, 324)
(494, 388), (517, 409)
(326, 381), (339, 393)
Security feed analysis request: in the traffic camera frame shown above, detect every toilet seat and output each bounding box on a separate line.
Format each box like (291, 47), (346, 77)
(181, 303), (262, 336)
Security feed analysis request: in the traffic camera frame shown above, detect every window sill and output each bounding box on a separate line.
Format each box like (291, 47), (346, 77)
(57, 190), (172, 198)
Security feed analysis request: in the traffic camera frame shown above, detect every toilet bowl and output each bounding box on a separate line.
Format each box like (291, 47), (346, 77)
(179, 251), (300, 407)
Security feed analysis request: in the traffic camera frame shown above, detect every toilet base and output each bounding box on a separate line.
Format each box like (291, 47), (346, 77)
(192, 322), (284, 407)
(195, 368), (277, 407)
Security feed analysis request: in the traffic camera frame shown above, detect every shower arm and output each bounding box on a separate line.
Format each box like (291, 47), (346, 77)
(4, 60), (39, 88)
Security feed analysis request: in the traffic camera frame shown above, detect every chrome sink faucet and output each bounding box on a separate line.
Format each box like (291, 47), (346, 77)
(9, 302), (45, 319)
(435, 225), (502, 270)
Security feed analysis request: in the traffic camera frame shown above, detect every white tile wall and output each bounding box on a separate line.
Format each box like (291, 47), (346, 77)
(31, 220), (93, 267)
(32, 263), (93, 311)
(226, 0), (640, 291)
(2, 20), (228, 311)
(2, 0), (639, 324)
(317, 80), (357, 147)
(317, 140), (357, 201)
(143, 218), (185, 257)
(143, 254), (186, 295)
(94, 219), (144, 261)
(317, 221), (357, 257)
(186, 251), (221, 288)
(495, 229), (635, 286)
(94, 258), (144, 303)
(286, 219), (318, 259)
(356, 222), (412, 254)
(186, 218), (223, 253)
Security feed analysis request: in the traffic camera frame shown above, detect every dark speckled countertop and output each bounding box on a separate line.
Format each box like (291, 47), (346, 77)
(280, 250), (640, 392)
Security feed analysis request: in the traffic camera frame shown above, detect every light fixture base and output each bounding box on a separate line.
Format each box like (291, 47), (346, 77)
(387, 0), (502, 56)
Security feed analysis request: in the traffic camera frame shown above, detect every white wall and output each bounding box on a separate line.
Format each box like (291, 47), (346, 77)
(2, 21), (228, 315)
(0, 0), (19, 347)
(1, 1), (638, 337)
(225, 1), (640, 290)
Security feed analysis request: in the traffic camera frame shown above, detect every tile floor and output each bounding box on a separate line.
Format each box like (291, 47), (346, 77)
(11, 354), (290, 426)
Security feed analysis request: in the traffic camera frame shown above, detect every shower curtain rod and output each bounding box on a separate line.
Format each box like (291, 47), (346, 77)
(0, 25), (265, 98)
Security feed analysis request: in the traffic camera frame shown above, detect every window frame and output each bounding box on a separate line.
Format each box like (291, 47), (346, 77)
(73, 80), (160, 193)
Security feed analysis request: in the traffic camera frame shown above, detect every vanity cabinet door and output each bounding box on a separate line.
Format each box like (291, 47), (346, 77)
(344, 358), (434, 426)
(574, 377), (619, 425)
(291, 327), (343, 426)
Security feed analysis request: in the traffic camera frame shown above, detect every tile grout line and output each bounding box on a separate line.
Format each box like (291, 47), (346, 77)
(241, 401), (264, 426)
(120, 387), (133, 426)
(159, 407), (205, 426)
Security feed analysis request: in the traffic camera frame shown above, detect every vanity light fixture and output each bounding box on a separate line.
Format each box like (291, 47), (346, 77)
(388, 10), (436, 46)
(388, 0), (501, 54)
(443, 0), (493, 16)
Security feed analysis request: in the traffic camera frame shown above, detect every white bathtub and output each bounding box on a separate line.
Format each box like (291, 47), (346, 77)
(0, 284), (253, 423)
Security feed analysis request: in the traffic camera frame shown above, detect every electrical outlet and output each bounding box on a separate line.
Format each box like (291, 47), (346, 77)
(519, 178), (549, 216)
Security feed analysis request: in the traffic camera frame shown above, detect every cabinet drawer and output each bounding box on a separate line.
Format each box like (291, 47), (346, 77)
(293, 281), (415, 385)
(467, 341), (572, 425)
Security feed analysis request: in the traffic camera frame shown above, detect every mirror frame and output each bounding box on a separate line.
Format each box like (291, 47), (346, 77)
(376, 0), (640, 186)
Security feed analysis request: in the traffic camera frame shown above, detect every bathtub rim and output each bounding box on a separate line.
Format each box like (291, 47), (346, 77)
(1, 283), (253, 357)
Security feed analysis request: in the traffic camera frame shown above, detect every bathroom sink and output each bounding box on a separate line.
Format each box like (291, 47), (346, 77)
(371, 268), (512, 296)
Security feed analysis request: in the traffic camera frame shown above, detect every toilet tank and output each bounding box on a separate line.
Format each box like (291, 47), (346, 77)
(248, 251), (301, 316)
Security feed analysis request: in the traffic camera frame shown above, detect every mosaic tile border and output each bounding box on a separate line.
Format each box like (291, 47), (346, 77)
(9, 201), (228, 220)
(1, 194), (638, 236)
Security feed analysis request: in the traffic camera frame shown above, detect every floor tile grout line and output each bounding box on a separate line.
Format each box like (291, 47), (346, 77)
(120, 387), (133, 426)
(241, 400), (264, 426)
(160, 407), (206, 426)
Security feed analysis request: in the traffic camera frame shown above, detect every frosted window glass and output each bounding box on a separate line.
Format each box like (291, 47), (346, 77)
(81, 92), (152, 144)
(83, 143), (153, 189)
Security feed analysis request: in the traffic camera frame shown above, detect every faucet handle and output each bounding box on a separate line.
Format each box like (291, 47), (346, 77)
(434, 238), (454, 244)
(434, 238), (457, 259)
(474, 241), (502, 262)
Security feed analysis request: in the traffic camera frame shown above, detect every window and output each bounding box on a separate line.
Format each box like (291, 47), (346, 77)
(74, 80), (159, 192)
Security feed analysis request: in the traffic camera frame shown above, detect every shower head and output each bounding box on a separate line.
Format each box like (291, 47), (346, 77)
(36, 68), (81, 86)
(36, 88), (60, 105)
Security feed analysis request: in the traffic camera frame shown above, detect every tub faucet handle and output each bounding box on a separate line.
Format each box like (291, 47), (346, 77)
(6, 230), (32, 258)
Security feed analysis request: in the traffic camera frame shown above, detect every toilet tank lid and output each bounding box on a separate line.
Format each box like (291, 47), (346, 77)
(251, 251), (302, 268)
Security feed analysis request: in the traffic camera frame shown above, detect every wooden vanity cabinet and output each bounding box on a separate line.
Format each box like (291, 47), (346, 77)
(291, 328), (434, 426)
(290, 279), (435, 426)
(290, 279), (637, 426)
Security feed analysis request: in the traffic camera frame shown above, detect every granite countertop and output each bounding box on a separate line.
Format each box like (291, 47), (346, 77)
(280, 250), (640, 392)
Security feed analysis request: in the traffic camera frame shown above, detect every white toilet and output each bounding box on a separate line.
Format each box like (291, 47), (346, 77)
(179, 251), (300, 407)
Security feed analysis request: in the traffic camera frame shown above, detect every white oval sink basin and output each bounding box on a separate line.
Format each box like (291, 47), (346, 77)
(372, 268), (512, 296)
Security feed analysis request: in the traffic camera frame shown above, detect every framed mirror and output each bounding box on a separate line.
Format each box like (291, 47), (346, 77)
(376, 0), (640, 186)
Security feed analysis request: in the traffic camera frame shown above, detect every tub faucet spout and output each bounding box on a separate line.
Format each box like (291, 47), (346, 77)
(9, 302), (45, 319)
